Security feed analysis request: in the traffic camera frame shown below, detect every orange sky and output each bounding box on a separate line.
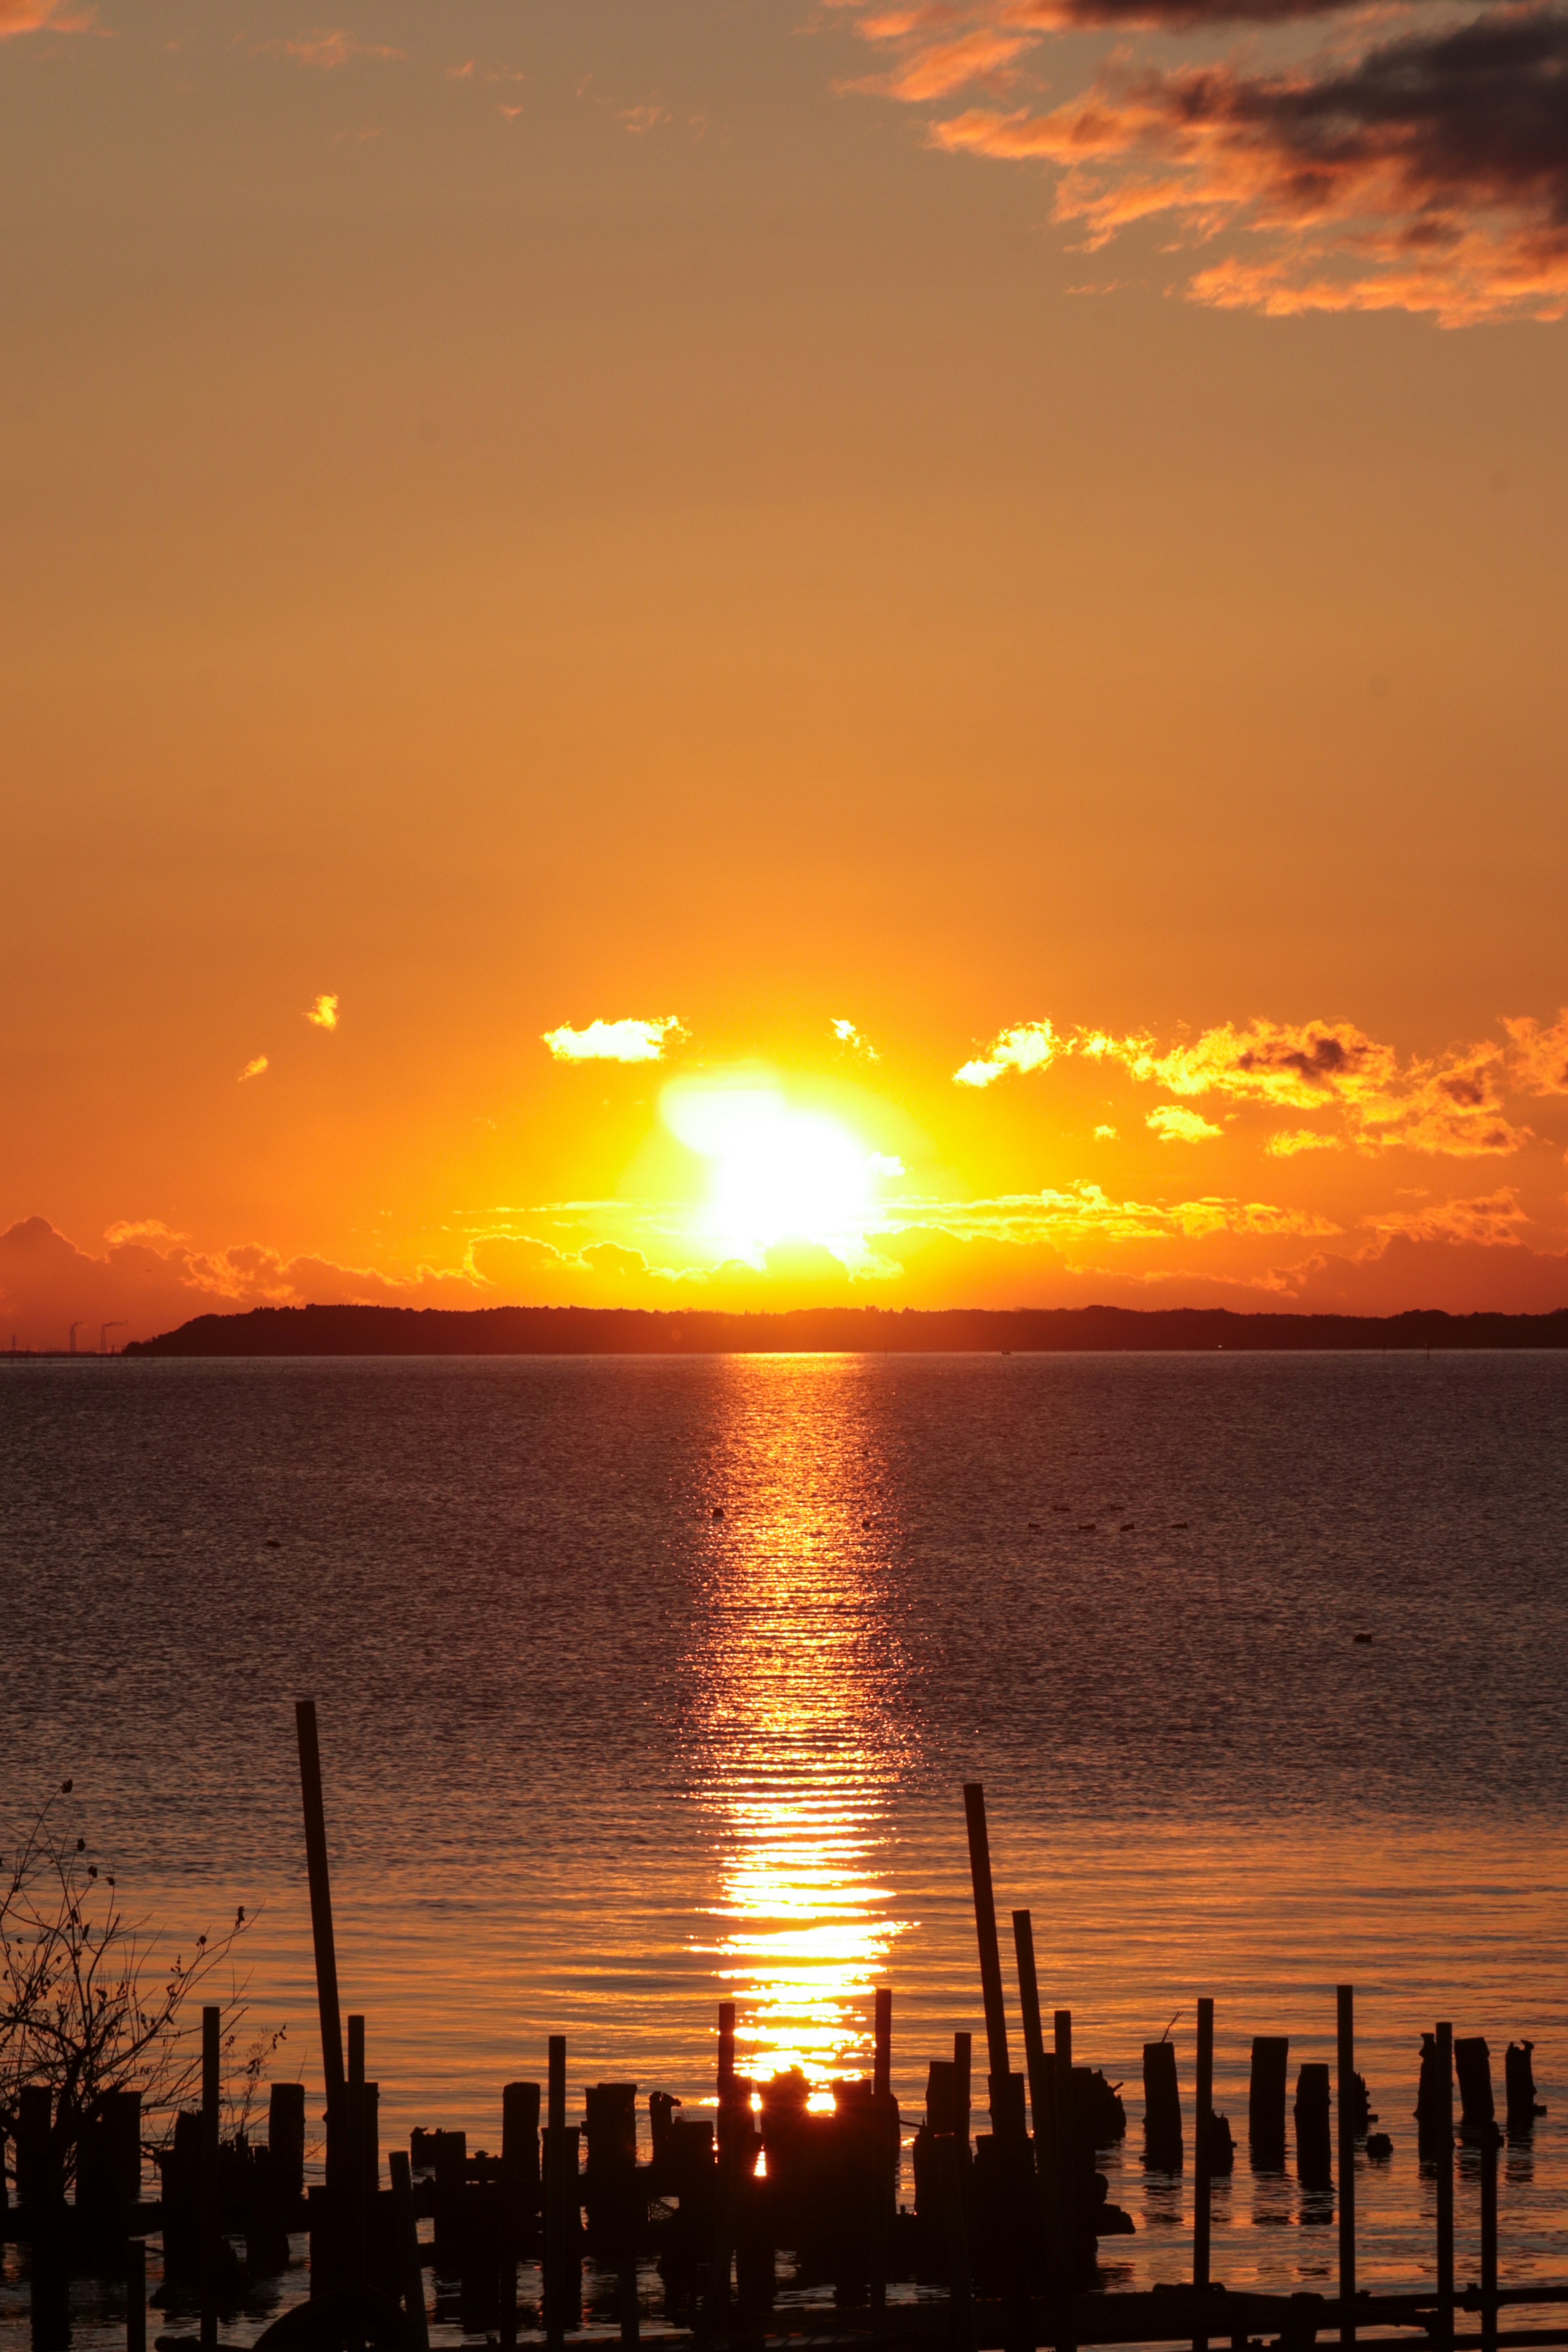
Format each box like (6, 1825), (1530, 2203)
(4, 0), (1568, 1344)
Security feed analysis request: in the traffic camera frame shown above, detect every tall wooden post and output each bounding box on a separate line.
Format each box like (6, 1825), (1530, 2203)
(200, 2005), (220, 2352)
(347, 2015), (368, 2296)
(1194, 1998), (1214, 2352)
(545, 2036), (568, 2352)
(1337, 1987), (1356, 2349)
(1480, 2127), (1499, 2352)
(872, 1988), (893, 2316)
(127, 2238), (147, 2352)
(961, 1785), (1033, 2352)
(1435, 2022), (1454, 2352)
(295, 1697), (346, 2207)
(1055, 2010), (1077, 2352)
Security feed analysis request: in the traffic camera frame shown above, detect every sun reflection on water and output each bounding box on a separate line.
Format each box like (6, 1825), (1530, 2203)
(688, 1383), (915, 2094)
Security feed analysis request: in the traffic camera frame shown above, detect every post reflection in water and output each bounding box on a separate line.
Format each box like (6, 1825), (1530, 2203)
(687, 1368), (916, 2104)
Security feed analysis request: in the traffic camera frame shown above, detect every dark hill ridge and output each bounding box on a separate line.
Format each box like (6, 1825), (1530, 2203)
(124, 1302), (1568, 1355)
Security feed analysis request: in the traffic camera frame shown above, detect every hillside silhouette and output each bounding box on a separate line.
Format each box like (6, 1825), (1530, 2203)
(124, 1302), (1568, 1355)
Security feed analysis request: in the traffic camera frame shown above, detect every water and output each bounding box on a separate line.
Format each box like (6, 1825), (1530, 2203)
(3, 1351), (1566, 2341)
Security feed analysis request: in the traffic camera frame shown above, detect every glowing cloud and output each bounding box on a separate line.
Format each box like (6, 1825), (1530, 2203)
(238, 1055), (269, 1082)
(1147, 1104), (1222, 1143)
(953, 1019), (1063, 1088)
(255, 28), (408, 67)
(306, 993), (340, 1031)
(832, 1018), (879, 1060)
(543, 1015), (686, 1064)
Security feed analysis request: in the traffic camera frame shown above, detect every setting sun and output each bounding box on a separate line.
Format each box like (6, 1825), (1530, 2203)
(660, 1077), (899, 1266)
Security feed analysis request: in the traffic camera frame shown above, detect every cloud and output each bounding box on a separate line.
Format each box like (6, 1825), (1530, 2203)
(253, 28), (407, 67)
(954, 1010), (1537, 1155)
(1361, 1187), (1530, 1246)
(1266, 1127), (1345, 1156)
(1505, 1008), (1568, 1094)
(831, 1017), (880, 1060)
(542, 1015), (686, 1065)
(305, 993), (339, 1031)
(1147, 1104), (1223, 1143)
(0, 0), (86, 34)
(238, 1054), (269, 1082)
(1094, 1123), (1118, 1140)
(953, 1018), (1064, 1087)
(929, 10), (1568, 326)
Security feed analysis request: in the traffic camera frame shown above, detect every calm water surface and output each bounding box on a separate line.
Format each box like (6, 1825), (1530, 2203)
(3, 1353), (1566, 2340)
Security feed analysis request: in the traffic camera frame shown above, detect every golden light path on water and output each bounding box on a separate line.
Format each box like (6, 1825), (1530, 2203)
(687, 1366), (915, 2104)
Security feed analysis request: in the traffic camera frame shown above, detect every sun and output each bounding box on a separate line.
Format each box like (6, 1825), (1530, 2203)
(660, 1075), (897, 1264)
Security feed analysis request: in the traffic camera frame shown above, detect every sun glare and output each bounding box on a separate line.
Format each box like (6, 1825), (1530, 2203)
(660, 1077), (895, 1264)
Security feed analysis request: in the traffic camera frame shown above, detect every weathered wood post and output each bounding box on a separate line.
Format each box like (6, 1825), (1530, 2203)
(1338, 1987), (1356, 2349)
(388, 2150), (431, 2352)
(346, 2016), (369, 2299)
(1012, 1911), (1063, 2274)
(1249, 2039), (1289, 2169)
(1435, 2022), (1454, 2352)
(872, 1986), (894, 2316)
(1295, 2065), (1332, 2191)
(1480, 2124), (1499, 2352)
(543, 2035), (571, 2351)
(961, 1783), (1035, 2352)
(127, 2239), (147, 2352)
(1054, 2010), (1077, 2352)
(1144, 2040), (1183, 2172)
(199, 2006), (221, 2351)
(294, 1700), (347, 2198)
(1193, 1998), (1214, 2352)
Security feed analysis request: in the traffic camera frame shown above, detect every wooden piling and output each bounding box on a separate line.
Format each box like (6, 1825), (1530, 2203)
(1296, 2064), (1332, 2191)
(127, 2238), (147, 2352)
(294, 1701), (346, 2105)
(388, 2150), (431, 2352)
(200, 2004), (220, 2352)
(960, 1784), (1034, 2352)
(1193, 1998), (1214, 2352)
(1012, 1912), (1063, 2275)
(718, 2002), (737, 2104)
(1480, 2125), (1499, 2352)
(873, 1987), (894, 2316)
(544, 2035), (570, 2352)
(1338, 1987), (1356, 2350)
(1249, 2039), (1289, 2167)
(1143, 2041), (1183, 2172)
(1436, 2022), (1454, 2352)
(1054, 2010), (1077, 2352)
(346, 2015), (368, 2296)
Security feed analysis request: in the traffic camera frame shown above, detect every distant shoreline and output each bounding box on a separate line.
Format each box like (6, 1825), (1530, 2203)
(113, 1301), (1568, 1355)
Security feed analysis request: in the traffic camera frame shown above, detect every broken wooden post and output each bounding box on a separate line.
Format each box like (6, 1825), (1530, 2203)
(1455, 2040), (1495, 2139)
(388, 2150), (431, 2352)
(1193, 1999), (1213, 2352)
(1144, 2039), (1183, 2172)
(1338, 1988), (1356, 2349)
(1435, 2022), (1454, 2352)
(1249, 2038), (1289, 2168)
(1504, 2043), (1544, 2138)
(1296, 2063), (1332, 2190)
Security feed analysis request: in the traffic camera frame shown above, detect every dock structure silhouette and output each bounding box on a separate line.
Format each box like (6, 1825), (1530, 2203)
(3, 1722), (1559, 2352)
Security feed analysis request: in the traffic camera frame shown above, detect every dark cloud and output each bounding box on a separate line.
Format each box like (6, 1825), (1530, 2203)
(931, 6), (1568, 321)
